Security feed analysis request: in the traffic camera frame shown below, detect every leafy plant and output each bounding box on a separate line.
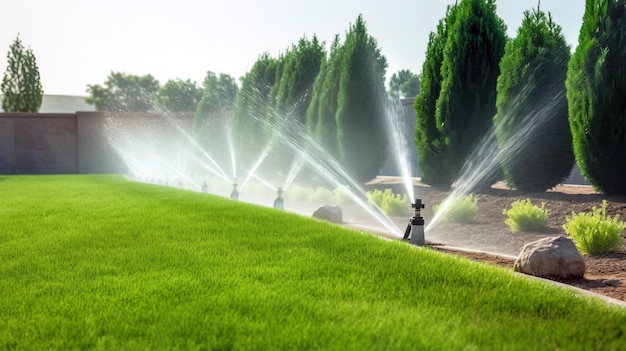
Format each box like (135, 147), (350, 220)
(503, 199), (549, 232)
(366, 188), (410, 216)
(366, 188), (386, 207)
(333, 185), (353, 206)
(563, 200), (625, 255)
(434, 194), (478, 223)
(311, 187), (335, 204)
(285, 183), (313, 202)
(381, 194), (410, 216)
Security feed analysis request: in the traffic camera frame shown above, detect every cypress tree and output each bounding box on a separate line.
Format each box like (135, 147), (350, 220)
(270, 36), (325, 172)
(414, 4), (458, 189)
(335, 15), (388, 183)
(306, 35), (343, 158)
(232, 54), (280, 172)
(274, 35), (325, 126)
(566, 0), (626, 195)
(194, 72), (239, 172)
(494, 8), (574, 191)
(1, 35), (43, 112)
(435, 0), (507, 188)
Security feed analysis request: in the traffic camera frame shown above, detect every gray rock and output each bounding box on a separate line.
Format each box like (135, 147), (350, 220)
(514, 236), (586, 279)
(312, 205), (343, 223)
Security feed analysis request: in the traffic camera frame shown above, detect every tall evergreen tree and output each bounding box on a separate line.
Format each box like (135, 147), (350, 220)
(435, 0), (507, 187)
(494, 8), (573, 191)
(269, 35), (325, 172)
(307, 35), (343, 158)
(274, 35), (325, 125)
(414, 4), (458, 188)
(194, 72), (239, 171)
(566, 0), (626, 195)
(232, 54), (280, 173)
(335, 15), (388, 183)
(1, 35), (43, 112)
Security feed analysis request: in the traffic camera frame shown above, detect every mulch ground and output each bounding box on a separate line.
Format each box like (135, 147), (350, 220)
(367, 177), (626, 304)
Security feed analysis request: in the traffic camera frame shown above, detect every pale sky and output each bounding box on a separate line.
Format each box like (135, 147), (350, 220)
(1, 0), (585, 96)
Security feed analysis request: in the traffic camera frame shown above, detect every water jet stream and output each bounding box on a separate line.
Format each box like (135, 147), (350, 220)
(427, 88), (567, 232)
(283, 154), (306, 191)
(252, 174), (278, 192)
(240, 142), (274, 191)
(383, 99), (416, 202)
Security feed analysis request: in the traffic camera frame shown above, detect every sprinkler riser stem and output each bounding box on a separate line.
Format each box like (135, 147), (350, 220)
(410, 223), (425, 246)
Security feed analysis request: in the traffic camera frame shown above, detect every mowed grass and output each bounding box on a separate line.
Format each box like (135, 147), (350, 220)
(1, 175), (625, 350)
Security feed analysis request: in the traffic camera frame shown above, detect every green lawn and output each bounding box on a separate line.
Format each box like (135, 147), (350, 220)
(1, 175), (625, 350)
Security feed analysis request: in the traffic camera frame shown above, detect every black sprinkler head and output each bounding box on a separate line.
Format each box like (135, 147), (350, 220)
(231, 183), (239, 200)
(412, 198), (425, 209)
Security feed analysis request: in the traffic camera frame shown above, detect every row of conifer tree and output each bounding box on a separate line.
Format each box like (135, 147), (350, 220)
(415, 0), (626, 195)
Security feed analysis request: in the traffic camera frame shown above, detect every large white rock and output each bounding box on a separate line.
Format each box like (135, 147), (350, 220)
(514, 236), (586, 279)
(312, 205), (343, 224)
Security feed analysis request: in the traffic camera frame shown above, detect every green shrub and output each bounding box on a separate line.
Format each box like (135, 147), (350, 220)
(333, 185), (353, 206)
(366, 188), (387, 207)
(382, 195), (410, 217)
(503, 199), (549, 232)
(366, 188), (410, 216)
(312, 187), (335, 204)
(435, 194), (478, 223)
(563, 200), (625, 255)
(285, 183), (313, 202)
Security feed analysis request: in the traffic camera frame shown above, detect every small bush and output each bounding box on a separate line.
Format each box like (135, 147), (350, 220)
(285, 183), (313, 202)
(366, 188), (387, 207)
(563, 200), (625, 255)
(312, 187), (335, 204)
(434, 195), (478, 223)
(366, 188), (410, 216)
(333, 185), (354, 206)
(503, 199), (549, 232)
(382, 195), (410, 216)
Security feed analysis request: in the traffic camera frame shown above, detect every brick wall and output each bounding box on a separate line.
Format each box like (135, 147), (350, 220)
(0, 112), (194, 175)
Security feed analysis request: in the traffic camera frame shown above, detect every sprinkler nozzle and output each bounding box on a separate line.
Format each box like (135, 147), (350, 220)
(403, 198), (426, 246)
(231, 183), (239, 200)
(411, 199), (425, 216)
(201, 181), (208, 193)
(273, 186), (284, 210)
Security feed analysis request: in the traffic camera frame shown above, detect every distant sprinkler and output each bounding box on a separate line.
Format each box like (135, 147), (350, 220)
(178, 180), (183, 188)
(231, 183), (239, 200)
(273, 187), (284, 210)
(201, 181), (208, 193)
(403, 198), (425, 246)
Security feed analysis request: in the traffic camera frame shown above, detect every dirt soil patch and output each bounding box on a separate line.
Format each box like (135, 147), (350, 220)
(368, 177), (626, 303)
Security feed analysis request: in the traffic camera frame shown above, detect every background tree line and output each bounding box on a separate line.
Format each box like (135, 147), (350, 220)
(415, 0), (626, 196)
(4, 0), (626, 196)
